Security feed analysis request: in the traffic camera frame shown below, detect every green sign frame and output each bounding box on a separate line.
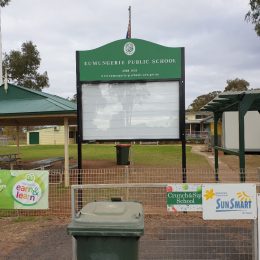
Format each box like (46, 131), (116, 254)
(76, 38), (186, 175)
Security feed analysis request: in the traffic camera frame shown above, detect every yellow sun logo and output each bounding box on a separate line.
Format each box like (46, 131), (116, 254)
(237, 192), (251, 201)
(204, 188), (215, 200)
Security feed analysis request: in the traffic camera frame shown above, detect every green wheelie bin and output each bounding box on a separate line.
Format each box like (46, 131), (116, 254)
(67, 201), (144, 260)
(115, 144), (131, 165)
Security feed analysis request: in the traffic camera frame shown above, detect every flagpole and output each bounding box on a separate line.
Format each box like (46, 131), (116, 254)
(0, 7), (3, 85)
(126, 6), (131, 39)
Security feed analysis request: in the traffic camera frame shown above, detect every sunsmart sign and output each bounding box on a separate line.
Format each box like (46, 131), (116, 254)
(202, 184), (256, 220)
(167, 184), (202, 212)
(78, 39), (182, 82)
(0, 170), (49, 209)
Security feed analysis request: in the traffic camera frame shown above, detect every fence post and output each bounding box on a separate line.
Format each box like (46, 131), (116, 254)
(125, 166), (129, 200)
(253, 219), (258, 260)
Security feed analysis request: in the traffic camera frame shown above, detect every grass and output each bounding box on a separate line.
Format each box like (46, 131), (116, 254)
(12, 216), (37, 222)
(0, 144), (210, 168)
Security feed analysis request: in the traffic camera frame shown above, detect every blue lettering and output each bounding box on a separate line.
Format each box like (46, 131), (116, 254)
(216, 198), (253, 211)
(216, 198), (221, 209)
(230, 198), (235, 209)
(235, 201), (240, 208)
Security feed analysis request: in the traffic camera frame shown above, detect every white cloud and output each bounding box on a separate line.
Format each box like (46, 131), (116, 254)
(1, 0), (259, 106)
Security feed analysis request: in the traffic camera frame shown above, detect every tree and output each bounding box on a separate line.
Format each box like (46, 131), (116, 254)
(0, 0), (11, 7)
(245, 0), (260, 37)
(3, 41), (49, 91)
(224, 78), (249, 92)
(188, 91), (221, 111)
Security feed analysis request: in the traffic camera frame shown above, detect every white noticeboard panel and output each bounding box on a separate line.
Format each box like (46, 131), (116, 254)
(202, 184), (256, 220)
(82, 82), (180, 140)
(222, 111), (260, 151)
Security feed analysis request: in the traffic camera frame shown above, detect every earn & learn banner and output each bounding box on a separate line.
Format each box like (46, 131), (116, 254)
(0, 170), (49, 209)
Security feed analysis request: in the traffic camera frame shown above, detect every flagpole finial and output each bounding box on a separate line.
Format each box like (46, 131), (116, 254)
(126, 6), (132, 39)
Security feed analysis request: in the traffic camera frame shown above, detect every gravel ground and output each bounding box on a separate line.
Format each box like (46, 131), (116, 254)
(0, 215), (253, 260)
(0, 217), (72, 260)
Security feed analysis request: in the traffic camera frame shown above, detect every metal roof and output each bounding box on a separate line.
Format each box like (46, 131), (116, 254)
(0, 84), (77, 126)
(201, 90), (260, 113)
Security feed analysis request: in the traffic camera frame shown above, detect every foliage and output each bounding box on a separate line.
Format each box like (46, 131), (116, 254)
(224, 78), (250, 92)
(0, 0), (10, 7)
(188, 91), (221, 111)
(245, 0), (260, 36)
(3, 41), (49, 91)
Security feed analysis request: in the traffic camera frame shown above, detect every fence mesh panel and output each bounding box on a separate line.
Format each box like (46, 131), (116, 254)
(71, 183), (255, 260)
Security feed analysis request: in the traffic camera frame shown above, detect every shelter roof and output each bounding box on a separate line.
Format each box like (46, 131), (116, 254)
(201, 90), (260, 113)
(0, 84), (77, 126)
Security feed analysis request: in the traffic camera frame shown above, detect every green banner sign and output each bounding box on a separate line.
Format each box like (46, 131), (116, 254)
(0, 170), (49, 209)
(78, 39), (182, 82)
(167, 191), (202, 205)
(167, 184), (202, 212)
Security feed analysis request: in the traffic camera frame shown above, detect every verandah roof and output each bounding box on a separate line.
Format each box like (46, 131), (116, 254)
(0, 83), (77, 126)
(201, 90), (260, 113)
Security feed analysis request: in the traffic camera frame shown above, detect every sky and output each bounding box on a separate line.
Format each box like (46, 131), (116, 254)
(2, 0), (260, 107)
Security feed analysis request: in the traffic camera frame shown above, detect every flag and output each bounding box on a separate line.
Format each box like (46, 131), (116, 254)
(126, 6), (131, 39)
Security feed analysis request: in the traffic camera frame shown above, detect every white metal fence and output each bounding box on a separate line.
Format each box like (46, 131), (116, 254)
(1, 168), (259, 259)
(70, 182), (256, 260)
(1, 167), (259, 217)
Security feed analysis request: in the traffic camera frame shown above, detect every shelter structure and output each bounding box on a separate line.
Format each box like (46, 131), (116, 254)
(201, 90), (260, 182)
(0, 83), (77, 186)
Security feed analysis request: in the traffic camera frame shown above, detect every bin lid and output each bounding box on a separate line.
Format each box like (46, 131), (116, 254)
(68, 201), (144, 236)
(115, 144), (131, 147)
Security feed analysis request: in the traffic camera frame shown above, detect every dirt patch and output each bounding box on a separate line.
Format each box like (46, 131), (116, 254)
(0, 214), (252, 260)
(0, 217), (71, 260)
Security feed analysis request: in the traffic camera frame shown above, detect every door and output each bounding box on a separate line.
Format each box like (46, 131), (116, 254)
(29, 132), (39, 144)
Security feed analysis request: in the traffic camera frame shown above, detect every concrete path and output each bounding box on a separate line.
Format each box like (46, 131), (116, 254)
(191, 144), (239, 182)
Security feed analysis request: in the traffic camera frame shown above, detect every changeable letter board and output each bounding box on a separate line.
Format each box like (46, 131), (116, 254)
(82, 81), (180, 140)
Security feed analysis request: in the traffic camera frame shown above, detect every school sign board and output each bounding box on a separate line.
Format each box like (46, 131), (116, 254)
(202, 184), (256, 220)
(0, 170), (49, 210)
(166, 184), (202, 212)
(78, 39), (182, 82)
(77, 39), (185, 142)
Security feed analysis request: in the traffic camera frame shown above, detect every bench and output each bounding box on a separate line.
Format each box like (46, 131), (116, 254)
(69, 164), (78, 169)
(139, 141), (159, 145)
(30, 157), (65, 170)
(0, 153), (21, 169)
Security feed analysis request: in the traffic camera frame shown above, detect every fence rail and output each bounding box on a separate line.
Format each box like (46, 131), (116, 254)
(0, 135), (9, 146)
